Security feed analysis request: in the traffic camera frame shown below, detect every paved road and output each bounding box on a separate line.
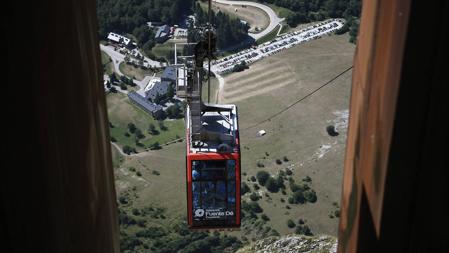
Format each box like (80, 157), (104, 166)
(100, 44), (125, 76)
(100, 44), (164, 72)
(213, 0), (284, 40)
(101, 44), (166, 95)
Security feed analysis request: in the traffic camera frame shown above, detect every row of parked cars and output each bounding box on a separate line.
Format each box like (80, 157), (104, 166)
(211, 19), (345, 74)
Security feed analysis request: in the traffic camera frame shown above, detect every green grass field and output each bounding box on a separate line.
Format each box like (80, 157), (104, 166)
(107, 92), (185, 152)
(152, 41), (185, 62)
(119, 62), (156, 81)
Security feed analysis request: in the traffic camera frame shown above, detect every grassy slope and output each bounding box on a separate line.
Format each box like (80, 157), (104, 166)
(222, 34), (354, 236)
(256, 24), (281, 45)
(106, 92), (185, 152)
(119, 62), (156, 81)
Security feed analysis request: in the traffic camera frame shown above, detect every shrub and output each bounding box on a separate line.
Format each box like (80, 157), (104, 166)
(287, 219), (296, 228)
(242, 201), (263, 213)
(134, 128), (145, 139)
(283, 156), (289, 162)
(261, 214), (270, 221)
(293, 190), (306, 204)
(241, 182), (251, 195)
(265, 177), (281, 193)
(304, 189), (317, 203)
(256, 171), (270, 186)
(152, 170), (160, 176)
(256, 161), (265, 168)
(150, 142), (161, 150)
(119, 196), (128, 204)
(122, 145), (133, 155)
(285, 168), (293, 175)
(334, 210), (340, 218)
(253, 184), (260, 190)
(136, 171), (142, 177)
(132, 209), (140, 216)
(326, 125), (339, 136)
(249, 192), (260, 201)
(250, 176), (256, 182)
(111, 136), (117, 142)
(302, 176), (312, 183)
(298, 218), (305, 225)
(129, 167), (136, 172)
(232, 61), (249, 72)
(270, 229), (280, 236)
(276, 159), (282, 165)
(135, 227), (166, 239)
(295, 225), (313, 236)
(127, 123), (136, 133)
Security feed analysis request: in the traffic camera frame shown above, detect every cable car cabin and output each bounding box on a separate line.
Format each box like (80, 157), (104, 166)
(185, 103), (241, 229)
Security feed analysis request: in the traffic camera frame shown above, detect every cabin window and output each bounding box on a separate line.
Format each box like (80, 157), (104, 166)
(191, 160), (237, 226)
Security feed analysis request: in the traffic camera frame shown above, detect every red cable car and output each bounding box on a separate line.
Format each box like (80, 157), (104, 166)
(185, 104), (241, 229)
(175, 8), (240, 229)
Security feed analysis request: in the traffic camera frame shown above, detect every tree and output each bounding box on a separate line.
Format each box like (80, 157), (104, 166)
(109, 73), (117, 84)
(167, 104), (181, 119)
(148, 123), (159, 135)
(167, 84), (175, 99)
(265, 177), (280, 193)
(287, 219), (296, 228)
(256, 171), (270, 186)
(293, 190), (305, 204)
(134, 128), (145, 139)
(295, 225), (313, 236)
(304, 189), (317, 203)
(122, 145), (133, 155)
(127, 123), (137, 133)
(158, 120), (168, 131)
(150, 142), (161, 150)
(153, 93), (163, 104)
(261, 214), (270, 221)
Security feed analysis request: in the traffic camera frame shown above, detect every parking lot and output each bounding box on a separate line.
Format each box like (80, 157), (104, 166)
(210, 19), (345, 74)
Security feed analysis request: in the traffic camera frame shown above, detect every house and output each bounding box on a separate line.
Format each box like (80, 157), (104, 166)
(144, 79), (170, 101)
(155, 25), (170, 43)
(107, 32), (131, 46)
(128, 92), (163, 117)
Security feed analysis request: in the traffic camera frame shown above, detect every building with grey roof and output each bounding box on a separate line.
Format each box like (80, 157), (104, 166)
(128, 92), (163, 118)
(161, 66), (177, 83)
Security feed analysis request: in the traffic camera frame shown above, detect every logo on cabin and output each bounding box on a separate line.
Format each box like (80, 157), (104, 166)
(194, 209), (205, 217)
